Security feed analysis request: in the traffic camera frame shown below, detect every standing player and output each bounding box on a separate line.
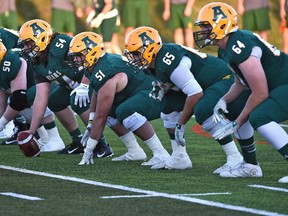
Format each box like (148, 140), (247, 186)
(194, 2), (288, 183)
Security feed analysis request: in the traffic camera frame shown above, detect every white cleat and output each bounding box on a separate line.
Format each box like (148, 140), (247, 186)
(40, 136), (65, 152)
(278, 176), (288, 183)
(164, 154), (192, 170)
(220, 161), (263, 178)
(141, 152), (170, 167)
(112, 150), (147, 161)
(213, 155), (243, 174)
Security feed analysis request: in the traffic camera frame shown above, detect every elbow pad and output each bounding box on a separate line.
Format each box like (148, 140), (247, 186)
(9, 89), (28, 111)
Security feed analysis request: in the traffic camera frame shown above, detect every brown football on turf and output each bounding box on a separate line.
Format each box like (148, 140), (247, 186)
(17, 131), (40, 157)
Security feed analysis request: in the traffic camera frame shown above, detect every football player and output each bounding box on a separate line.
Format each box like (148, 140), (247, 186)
(68, 32), (171, 167)
(124, 26), (246, 174)
(194, 2), (288, 183)
(0, 41), (65, 152)
(17, 19), (113, 157)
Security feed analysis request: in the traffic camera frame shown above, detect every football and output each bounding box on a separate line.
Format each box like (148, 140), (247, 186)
(17, 131), (41, 157)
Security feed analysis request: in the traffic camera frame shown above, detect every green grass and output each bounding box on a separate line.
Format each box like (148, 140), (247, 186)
(0, 118), (287, 216)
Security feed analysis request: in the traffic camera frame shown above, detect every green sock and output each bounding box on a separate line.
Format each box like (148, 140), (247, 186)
(69, 128), (82, 143)
(217, 135), (233, 145)
(43, 121), (56, 130)
(99, 134), (108, 145)
(238, 136), (258, 165)
(278, 143), (288, 161)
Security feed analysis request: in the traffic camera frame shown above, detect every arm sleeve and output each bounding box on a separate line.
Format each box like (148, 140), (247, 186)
(170, 56), (203, 97)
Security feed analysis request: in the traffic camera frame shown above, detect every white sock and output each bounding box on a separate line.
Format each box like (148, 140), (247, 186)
(37, 126), (48, 143)
(257, 121), (288, 150)
(120, 131), (142, 152)
(144, 134), (167, 155)
(171, 140), (187, 156)
(222, 141), (242, 157)
(46, 127), (62, 138)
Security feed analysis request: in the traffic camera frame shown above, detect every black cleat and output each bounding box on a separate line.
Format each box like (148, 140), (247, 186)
(58, 141), (84, 154)
(93, 142), (114, 158)
(1, 127), (19, 145)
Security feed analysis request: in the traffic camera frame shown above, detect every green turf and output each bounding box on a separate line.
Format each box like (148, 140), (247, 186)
(0, 118), (287, 216)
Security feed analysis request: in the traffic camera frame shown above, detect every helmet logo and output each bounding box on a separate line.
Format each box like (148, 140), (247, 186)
(30, 22), (45, 38)
(212, 6), (227, 21)
(138, 32), (154, 47)
(81, 36), (97, 50)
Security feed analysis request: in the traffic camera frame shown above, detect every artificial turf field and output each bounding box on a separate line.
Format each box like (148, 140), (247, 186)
(0, 118), (287, 216)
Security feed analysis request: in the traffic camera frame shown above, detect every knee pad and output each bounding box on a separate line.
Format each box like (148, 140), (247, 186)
(106, 116), (119, 127)
(160, 111), (181, 129)
(122, 112), (147, 132)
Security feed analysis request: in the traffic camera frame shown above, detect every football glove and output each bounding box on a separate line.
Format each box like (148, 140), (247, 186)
(70, 83), (90, 108)
(213, 98), (228, 123)
(78, 138), (98, 165)
(175, 123), (186, 147)
(212, 121), (239, 140)
(90, 13), (105, 28)
(149, 81), (165, 101)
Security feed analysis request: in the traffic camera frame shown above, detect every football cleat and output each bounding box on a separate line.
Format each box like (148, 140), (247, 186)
(213, 155), (243, 174)
(112, 150), (147, 161)
(278, 176), (288, 183)
(141, 152), (170, 167)
(93, 142), (114, 158)
(17, 131), (41, 157)
(58, 140), (84, 154)
(220, 161), (263, 178)
(164, 154), (192, 170)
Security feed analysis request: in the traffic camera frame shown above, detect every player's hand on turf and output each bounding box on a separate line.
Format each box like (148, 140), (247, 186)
(175, 123), (186, 147)
(78, 138), (98, 165)
(212, 121), (239, 140)
(149, 81), (165, 101)
(213, 98), (228, 123)
(70, 83), (90, 108)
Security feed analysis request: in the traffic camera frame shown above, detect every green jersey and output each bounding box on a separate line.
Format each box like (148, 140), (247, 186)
(218, 30), (288, 90)
(0, 49), (35, 93)
(88, 53), (153, 105)
(0, 27), (19, 49)
(93, 0), (116, 14)
(32, 34), (83, 90)
(154, 43), (231, 90)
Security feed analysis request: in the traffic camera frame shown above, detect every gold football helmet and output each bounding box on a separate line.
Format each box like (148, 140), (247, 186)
(124, 26), (162, 73)
(193, 2), (238, 48)
(18, 19), (53, 60)
(0, 42), (7, 63)
(68, 31), (105, 71)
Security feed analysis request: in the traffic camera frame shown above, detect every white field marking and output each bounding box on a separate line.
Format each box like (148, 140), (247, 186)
(101, 192), (231, 199)
(0, 192), (43, 200)
(248, 185), (288, 193)
(101, 195), (158, 199)
(0, 165), (286, 216)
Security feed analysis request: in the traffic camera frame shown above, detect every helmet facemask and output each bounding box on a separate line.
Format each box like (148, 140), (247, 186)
(67, 51), (88, 72)
(18, 38), (40, 61)
(124, 46), (149, 73)
(193, 22), (216, 48)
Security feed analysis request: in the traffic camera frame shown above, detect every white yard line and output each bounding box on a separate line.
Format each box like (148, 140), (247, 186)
(248, 185), (288, 193)
(0, 165), (286, 216)
(0, 192), (43, 200)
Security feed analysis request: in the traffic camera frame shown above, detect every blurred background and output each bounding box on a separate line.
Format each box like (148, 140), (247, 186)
(14, 0), (283, 54)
